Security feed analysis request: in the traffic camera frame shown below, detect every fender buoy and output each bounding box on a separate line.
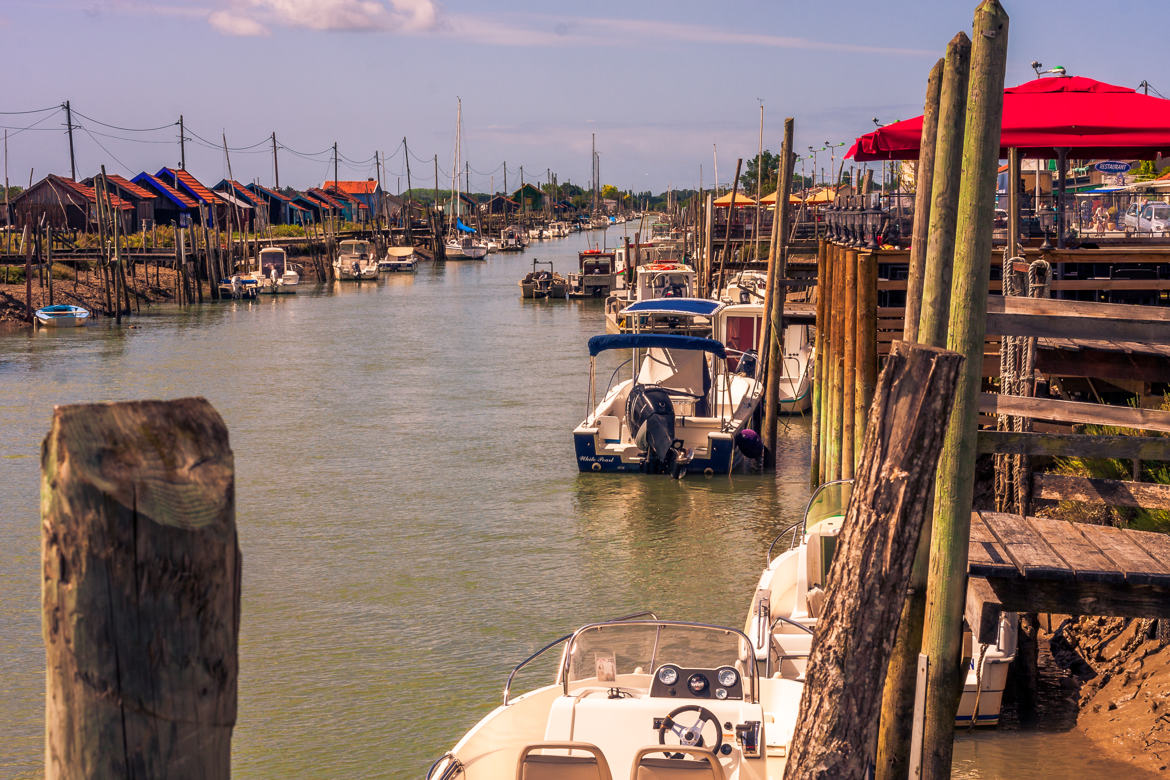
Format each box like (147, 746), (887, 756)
(591, 462), (602, 472)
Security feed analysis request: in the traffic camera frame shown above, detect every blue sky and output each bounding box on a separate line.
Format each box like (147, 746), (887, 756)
(1, 0), (1165, 193)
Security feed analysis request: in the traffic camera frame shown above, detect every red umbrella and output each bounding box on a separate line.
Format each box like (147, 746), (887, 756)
(847, 75), (1170, 161)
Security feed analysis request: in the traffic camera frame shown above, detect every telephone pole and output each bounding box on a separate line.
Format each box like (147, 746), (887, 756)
(333, 142), (339, 189)
(64, 100), (77, 180)
(404, 138), (412, 195)
(179, 115), (187, 170)
(271, 132), (280, 188)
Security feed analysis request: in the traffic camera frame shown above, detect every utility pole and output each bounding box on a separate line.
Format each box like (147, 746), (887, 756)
(404, 137), (412, 196)
(271, 132), (280, 188)
(333, 142), (339, 190)
(179, 115), (186, 170)
(64, 100), (77, 180)
(591, 133), (597, 212)
(433, 154), (438, 210)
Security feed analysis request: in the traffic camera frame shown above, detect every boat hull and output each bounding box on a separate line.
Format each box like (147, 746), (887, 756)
(34, 305), (90, 327)
(573, 429), (740, 475)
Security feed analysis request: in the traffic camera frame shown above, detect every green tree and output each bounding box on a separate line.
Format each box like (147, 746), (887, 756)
(739, 151), (813, 194)
(600, 184), (619, 200)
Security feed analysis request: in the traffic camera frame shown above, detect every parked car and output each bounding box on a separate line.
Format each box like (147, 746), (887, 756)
(1122, 202), (1144, 230)
(1138, 202), (1170, 233)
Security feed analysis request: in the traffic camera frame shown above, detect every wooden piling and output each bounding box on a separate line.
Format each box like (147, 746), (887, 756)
(920, 3), (1009, 776)
(918, 33), (971, 347)
(826, 244), (846, 482)
(855, 250), (877, 465)
(23, 224), (32, 321)
(763, 119), (796, 468)
(903, 59), (944, 343)
(41, 398), (239, 779)
(811, 238), (827, 485)
(841, 248), (858, 479)
(818, 243), (837, 484)
(783, 341), (964, 780)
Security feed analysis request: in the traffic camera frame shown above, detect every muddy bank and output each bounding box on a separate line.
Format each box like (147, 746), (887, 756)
(1046, 616), (1170, 774)
(0, 264), (203, 326)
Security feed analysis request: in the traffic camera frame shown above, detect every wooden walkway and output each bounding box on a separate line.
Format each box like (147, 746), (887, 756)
(966, 510), (1170, 641)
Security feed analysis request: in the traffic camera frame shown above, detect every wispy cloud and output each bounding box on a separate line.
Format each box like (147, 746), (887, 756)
(204, 0), (438, 35)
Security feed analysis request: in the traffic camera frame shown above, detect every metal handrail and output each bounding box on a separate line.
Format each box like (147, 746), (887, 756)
(766, 521), (804, 563)
(798, 478), (854, 537)
(503, 611), (657, 705)
(765, 616), (816, 678)
(425, 752), (463, 780)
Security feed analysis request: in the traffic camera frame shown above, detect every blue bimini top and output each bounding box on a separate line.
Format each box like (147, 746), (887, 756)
(587, 333), (726, 358)
(620, 298), (723, 317)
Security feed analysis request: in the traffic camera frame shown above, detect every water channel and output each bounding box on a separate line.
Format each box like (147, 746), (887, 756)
(0, 227), (1140, 777)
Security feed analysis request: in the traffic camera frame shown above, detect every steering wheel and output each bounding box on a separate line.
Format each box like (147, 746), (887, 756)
(658, 705), (723, 756)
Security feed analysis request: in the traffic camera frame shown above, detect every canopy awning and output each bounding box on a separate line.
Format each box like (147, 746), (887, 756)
(713, 191), (758, 207)
(621, 298), (723, 317)
(802, 188), (839, 204)
(587, 333), (727, 358)
(848, 75), (1170, 161)
(759, 190), (803, 205)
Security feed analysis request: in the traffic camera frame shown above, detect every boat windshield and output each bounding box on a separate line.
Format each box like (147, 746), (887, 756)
(340, 240), (372, 255)
(804, 479), (853, 535)
(562, 621), (754, 701)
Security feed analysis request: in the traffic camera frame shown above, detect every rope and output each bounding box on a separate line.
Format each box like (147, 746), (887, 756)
(967, 642), (991, 730)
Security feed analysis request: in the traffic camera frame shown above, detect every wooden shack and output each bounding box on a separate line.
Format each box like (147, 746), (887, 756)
(10, 174), (132, 230)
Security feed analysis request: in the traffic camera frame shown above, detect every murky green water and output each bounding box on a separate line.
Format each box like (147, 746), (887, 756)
(0, 228), (1140, 777)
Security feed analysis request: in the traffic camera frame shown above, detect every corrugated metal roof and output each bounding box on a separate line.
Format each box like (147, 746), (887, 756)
(52, 175), (134, 210)
(307, 188), (345, 209)
(133, 172), (200, 209)
(105, 174), (155, 200)
(323, 179), (379, 195)
(158, 167), (217, 205)
(247, 182), (294, 204)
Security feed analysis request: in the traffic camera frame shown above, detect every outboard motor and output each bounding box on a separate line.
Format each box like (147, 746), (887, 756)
(737, 349), (759, 377)
(627, 385), (680, 474)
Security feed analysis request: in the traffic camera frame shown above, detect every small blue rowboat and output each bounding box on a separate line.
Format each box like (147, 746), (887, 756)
(34, 304), (90, 327)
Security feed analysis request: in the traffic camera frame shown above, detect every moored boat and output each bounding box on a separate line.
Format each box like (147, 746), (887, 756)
(573, 302), (766, 476)
(34, 304), (90, 327)
(604, 262), (698, 333)
(743, 480), (1018, 727)
(426, 616), (803, 779)
(445, 234), (488, 260)
(519, 259), (568, 299)
(499, 225), (525, 251)
(567, 249), (620, 299)
(380, 246), (417, 272)
(252, 247), (299, 294)
(334, 239), (380, 280)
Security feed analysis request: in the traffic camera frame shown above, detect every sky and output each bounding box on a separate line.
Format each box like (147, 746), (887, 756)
(1, 0), (1167, 194)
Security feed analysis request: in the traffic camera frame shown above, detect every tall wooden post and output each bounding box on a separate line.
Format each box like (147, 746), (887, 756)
(855, 250), (877, 465)
(920, 4), (1009, 776)
(826, 244), (846, 482)
(783, 342), (963, 780)
(703, 193), (715, 296)
(23, 223), (33, 321)
(918, 33), (971, 347)
(42, 398), (239, 779)
(763, 119), (795, 467)
(841, 248), (858, 478)
(903, 59), (944, 344)
(715, 159), (743, 296)
(811, 238), (828, 485)
(819, 243), (837, 484)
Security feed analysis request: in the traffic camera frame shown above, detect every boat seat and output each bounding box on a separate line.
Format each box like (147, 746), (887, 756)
(596, 416), (622, 444)
(630, 746), (726, 780)
(517, 742), (613, 780)
(806, 586), (826, 619)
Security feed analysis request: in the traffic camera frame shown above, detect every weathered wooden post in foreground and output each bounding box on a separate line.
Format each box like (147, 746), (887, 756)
(41, 397), (239, 779)
(783, 341), (963, 780)
(902, 58), (944, 345)
(763, 117), (796, 468)
(920, 2), (1008, 776)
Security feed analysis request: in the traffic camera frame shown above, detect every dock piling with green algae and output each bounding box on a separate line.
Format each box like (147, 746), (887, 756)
(811, 238), (827, 485)
(854, 250), (877, 466)
(841, 248), (857, 479)
(919, 2), (1009, 776)
(902, 59), (944, 345)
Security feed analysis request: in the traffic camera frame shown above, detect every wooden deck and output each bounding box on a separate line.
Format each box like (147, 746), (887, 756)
(966, 510), (1170, 641)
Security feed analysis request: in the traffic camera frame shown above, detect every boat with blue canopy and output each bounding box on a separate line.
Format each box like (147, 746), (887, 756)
(574, 306), (766, 476)
(34, 304), (90, 327)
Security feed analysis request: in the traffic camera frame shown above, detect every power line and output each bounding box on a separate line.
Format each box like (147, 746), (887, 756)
(1, 109), (64, 137)
(0, 105), (61, 116)
(79, 127), (135, 176)
(69, 108), (176, 133)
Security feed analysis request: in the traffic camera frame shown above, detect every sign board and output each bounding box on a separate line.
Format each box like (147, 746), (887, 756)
(1095, 161), (1133, 174)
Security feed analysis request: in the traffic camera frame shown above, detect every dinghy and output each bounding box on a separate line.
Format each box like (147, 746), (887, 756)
(34, 304), (89, 327)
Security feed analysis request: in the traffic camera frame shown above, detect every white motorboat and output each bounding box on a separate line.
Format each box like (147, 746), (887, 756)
(499, 225), (525, 251)
(573, 301), (766, 476)
(427, 616), (804, 779)
(379, 246), (417, 272)
(527, 227), (546, 241)
(744, 480), (1018, 728)
(605, 262), (698, 334)
(547, 220), (570, 238)
(486, 239), (500, 253)
(567, 249), (621, 299)
(251, 247), (299, 294)
(334, 239), (379, 280)
(445, 234), (488, 260)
